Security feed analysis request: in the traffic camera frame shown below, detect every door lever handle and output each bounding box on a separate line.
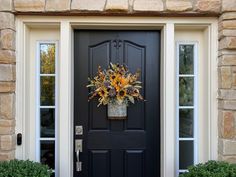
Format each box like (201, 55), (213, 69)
(76, 150), (82, 172)
(75, 140), (82, 172)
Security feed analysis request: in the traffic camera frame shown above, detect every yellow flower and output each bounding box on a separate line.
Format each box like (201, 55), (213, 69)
(98, 87), (108, 98)
(117, 89), (127, 101)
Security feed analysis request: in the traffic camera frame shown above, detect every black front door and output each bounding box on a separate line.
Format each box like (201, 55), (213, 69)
(74, 30), (160, 177)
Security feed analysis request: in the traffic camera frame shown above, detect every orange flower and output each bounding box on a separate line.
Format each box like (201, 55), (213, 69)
(120, 77), (129, 87)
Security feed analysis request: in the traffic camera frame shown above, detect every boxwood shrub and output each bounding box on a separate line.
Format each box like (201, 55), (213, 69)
(179, 160), (236, 177)
(0, 159), (53, 177)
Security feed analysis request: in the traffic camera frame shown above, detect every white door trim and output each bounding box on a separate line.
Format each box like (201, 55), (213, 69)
(15, 16), (218, 177)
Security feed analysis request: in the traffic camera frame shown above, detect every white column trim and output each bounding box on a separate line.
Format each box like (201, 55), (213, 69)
(161, 23), (175, 177)
(58, 21), (73, 177)
(209, 22), (218, 160)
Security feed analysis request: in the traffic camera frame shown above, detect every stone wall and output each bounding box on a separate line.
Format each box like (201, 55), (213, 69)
(218, 0), (236, 163)
(13, 0), (221, 15)
(0, 0), (236, 164)
(0, 0), (16, 161)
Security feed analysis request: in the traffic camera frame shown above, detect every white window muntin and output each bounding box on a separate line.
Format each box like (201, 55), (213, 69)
(176, 41), (198, 176)
(36, 41), (59, 177)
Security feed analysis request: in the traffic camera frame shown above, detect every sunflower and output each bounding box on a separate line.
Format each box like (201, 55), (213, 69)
(98, 87), (108, 98)
(117, 89), (127, 102)
(111, 76), (122, 91)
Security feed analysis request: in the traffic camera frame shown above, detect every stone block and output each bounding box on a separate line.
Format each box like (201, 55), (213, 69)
(218, 89), (236, 100)
(133, 0), (163, 11)
(0, 126), (14, 135)
(45, 0), (70, 11)
(220, 12), (236, 21)
(219, 111), (235, 139)
(71, 0), (106, 11)
(218, 55), (236, 66)
(14, 0), (45, 12)
(219, 29), (236, 40)
(0, 82), (15, 93)
(219, 100), (236, 110)
(0, 0), (13, 11)
(0, 135), (16, 151)
(0, 50), (15, 64)
(166, 0), (192, 12)
(232, 72), (236, 88)
(0, 12), (14, 30)
(219, 20), (236, 31)
(218, 66), (232, 89)
(219, 37), (236, 50)
(105, 0), (129, 11)
(0, 119), (15, 135)
(222, 0), (236, 12)
(219, 154), (236, 163)
(194, 0), (221, 13)
(0, 30), (15, 50)
(0, 151), (14, 161)
(219, 139), (236, 155)
(0, 94), (15, 120)
(0, 64), (15, 81)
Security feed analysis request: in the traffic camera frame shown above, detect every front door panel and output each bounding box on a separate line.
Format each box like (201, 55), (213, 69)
(74, 30), (160, 177)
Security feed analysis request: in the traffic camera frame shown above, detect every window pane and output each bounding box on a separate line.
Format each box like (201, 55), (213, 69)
(179, 77), (194, 106)
(40, 44), (55, 74)
(179, 109), (194, 138)
(40, 76), (55, 106)
(41, 108), (55, 138)
(179, 141), (194, 169)
(179, 45), (194, 75)
(40, 141), (55, 169)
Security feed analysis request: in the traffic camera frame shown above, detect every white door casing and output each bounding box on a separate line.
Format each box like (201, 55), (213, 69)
(15, 16), (218, 177)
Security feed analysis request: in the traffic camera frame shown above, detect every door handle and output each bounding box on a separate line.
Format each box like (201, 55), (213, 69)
(75, 140), (82, 172)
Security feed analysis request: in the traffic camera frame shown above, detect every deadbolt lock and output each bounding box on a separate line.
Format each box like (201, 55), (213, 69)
(75, 126), (83, 135)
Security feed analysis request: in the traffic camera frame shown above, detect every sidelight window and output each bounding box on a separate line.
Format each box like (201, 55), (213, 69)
(36, 42), (58, 177)
(176, 42), (198, 176)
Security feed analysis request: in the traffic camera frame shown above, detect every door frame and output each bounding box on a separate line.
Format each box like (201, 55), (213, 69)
(15, 16), (218, 177)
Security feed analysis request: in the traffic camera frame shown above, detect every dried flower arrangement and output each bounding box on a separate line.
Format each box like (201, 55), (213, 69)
(87, 63), (143, 107)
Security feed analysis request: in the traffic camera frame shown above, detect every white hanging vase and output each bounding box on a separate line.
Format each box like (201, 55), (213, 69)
(107, 102), (127, 119)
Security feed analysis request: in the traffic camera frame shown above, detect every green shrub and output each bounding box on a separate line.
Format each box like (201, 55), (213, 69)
(179, 161), (236, 177)
(0, 159), (53, 177)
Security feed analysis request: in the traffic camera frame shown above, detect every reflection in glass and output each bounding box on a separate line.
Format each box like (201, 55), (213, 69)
(179, 109), (194, 138)
(40, 44), (55, 74)
(41, 108), (55, 138)
(179, 45), (194, 75)
(179, 77), (194, 106)
(40, 141), (55, 169)
(179, 141), (194, 169)
(40, 76), (55, 106)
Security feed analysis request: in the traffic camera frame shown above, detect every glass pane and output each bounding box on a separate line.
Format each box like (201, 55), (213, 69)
(179, 77), (194, 106)
(40, 44), (55, 74)
(40, 76), (55, 106)
(179, 45), (194, 75)
(179, 109), (194, 138)
(41, 108), (55, 138)
(179, 141), (194, 169)
(40, 141), (55, 169)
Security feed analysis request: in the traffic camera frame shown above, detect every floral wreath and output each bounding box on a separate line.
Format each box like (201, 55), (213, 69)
(87, 63), (144, 106)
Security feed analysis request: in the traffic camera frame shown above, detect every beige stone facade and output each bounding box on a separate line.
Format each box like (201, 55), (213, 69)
(0, 0), (236, 165)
